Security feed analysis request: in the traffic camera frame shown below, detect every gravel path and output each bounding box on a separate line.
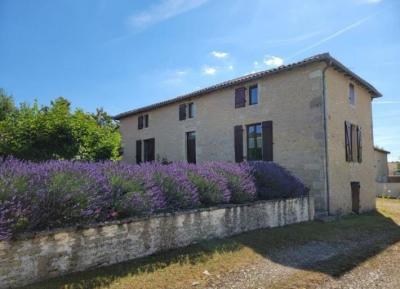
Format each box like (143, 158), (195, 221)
(200, 231), (400, 289)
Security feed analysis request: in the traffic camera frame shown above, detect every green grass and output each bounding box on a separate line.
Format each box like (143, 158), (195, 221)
(22, 198), (400, 289)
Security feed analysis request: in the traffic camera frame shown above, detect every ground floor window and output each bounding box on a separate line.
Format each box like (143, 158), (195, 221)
(143, 138), (155, 162)
(186, 131), (196, 163)
(247, 123), (262, 161)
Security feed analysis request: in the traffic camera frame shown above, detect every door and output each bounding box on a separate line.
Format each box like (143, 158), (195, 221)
(186, 131), (196, 164)
(143, 138), (155, 162)
(351, 182), (360, 214)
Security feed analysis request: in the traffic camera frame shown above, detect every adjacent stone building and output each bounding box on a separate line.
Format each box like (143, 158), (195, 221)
(115, 53), (382, 216)
(374, 147), (390, 183)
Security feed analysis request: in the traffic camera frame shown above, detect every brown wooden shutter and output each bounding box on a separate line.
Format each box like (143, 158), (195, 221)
(138, 115), (143, 129)
(351, 124), (357, 162)
(357, 126), (362, 163)
(262, 121), (273, 161)
(235, 87), (246, 108)
(234, 125), (244, 162)
(345, 121), (351, 162)
(136, 140), (142, 164)
(179, 104), (187, 120)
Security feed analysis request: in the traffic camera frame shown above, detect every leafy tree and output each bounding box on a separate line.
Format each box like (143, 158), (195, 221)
(0, 89), (15, 121)
(0, 92), (121, 161)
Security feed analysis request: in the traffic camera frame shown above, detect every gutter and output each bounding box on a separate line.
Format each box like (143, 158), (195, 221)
(322, 60), (332, 216)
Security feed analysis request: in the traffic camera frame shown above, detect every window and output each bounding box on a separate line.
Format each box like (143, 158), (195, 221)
(143, 138), (155, 162)
(349, 83), (355, 106)
(179, 103), (187, 121)
(179, 102), (195, 120)
(247, 123), (262, 161)
(136, 140), (142, 164)
(249, 85), (258, 105)
(188, 102), (195, 118)
(345, 121), (362, 163)
(138, 114), (149, 129)
(235, 87), (246, 108)
(186, 131), (196, 163)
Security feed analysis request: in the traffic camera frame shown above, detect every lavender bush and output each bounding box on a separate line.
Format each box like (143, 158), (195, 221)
(250, 161), (309, 200)
(0, 158), (307, 240)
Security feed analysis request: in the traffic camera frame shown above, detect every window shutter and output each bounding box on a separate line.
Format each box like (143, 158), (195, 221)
(351, 124), (357, 162)
(357, 126), (362, 163)
(262, 121), (273, 161)
(345, 121), (351, 162)
(136, 140), (142, 164)
(138, 115), (144, 129)
(179, 104), (187, 120)
(235, 87), (246, 108)
(234, 125), (244, 162)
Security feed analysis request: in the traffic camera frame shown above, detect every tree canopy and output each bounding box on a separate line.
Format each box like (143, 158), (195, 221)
(0, 90), (121, 161)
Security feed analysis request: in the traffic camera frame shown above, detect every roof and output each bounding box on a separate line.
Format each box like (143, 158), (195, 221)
(374, 147), (390, 154)
(114, 53), (382, 120)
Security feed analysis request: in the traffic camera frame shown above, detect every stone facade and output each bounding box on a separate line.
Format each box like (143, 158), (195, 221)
(374, 148), (389, 182)
(120, 62), (328, 213)
(324, 68), (377, 214)
(117, 54), (381, 215)
(0, 197), (313, 289)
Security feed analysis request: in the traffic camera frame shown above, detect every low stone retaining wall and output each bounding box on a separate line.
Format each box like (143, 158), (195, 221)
(376, 182), (400, 198)
(0, 196), (314, 289)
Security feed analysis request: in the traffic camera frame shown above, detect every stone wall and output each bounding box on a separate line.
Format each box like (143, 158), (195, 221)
(325, 67), (376, 214)
(376, 182), (400, 198)
(0, 197), (314, 289)
(119, 62), (328, 213)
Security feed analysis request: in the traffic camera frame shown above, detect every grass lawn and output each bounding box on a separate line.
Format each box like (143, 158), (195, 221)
(22, 198), (400, 289)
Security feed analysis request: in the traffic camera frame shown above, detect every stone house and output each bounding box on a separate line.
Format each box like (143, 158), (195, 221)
(374, 147), (390, 183)
(115, 53), (382, 216)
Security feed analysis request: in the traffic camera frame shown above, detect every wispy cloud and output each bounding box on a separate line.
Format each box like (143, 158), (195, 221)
(355, 0), (382, 4)
(374, 100), (400, 104)
(129, 0), (209, 29)
(287, 15), (375, 59)
(264, 30), (323, 46)
(211, 51), (229, 58)
(161, 69), (190, 86)
(202, 65), (217, 75)
(264, 55), (284, 67)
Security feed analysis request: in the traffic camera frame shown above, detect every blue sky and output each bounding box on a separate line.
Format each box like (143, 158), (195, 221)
(0, 0), (399, 161)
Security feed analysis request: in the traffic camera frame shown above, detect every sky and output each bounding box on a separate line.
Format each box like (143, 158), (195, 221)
(0, 0), (399, 161)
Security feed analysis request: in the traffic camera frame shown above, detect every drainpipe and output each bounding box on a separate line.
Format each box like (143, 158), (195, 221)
(322, 60), (332, 216)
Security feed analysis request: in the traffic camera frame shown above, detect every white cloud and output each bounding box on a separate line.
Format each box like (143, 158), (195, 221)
(227, 65), (234, 70)
(356, 0), (382, 4)
(374, 101), (400, 104)
(211, 51), (229, 58)
(287, 14), (375, 59)
(129, 0), (209, 28)
(263, 56), (284, 67)
(202, 65), (217, 75)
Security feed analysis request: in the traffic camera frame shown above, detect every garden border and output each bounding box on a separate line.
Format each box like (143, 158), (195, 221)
(0, 196), (314, 289)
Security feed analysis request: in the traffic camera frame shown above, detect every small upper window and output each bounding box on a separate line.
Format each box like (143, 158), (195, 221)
(249, 85), (258, 105)
(138, 114), (149, 129)
(188, 102), (195, 118)
(349, 83), (355, 106)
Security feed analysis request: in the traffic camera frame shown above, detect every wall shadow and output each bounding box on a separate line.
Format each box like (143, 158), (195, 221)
(21, 209), (400, 289)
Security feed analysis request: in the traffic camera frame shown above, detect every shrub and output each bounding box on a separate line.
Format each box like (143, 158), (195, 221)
(0, 158), (307, 240)
(250, 161), (309, 200)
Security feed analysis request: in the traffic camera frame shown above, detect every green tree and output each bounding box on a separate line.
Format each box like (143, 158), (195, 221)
(0, 93), (121, 161)
(0, 89), (15, 121)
